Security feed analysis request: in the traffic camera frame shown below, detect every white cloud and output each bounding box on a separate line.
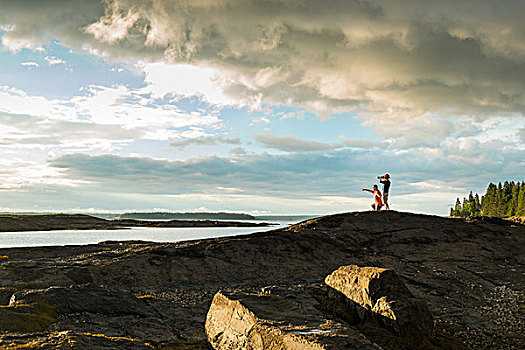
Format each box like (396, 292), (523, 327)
(1, 35), (42, 52)
(475, 117), (525, 144)
(217, 186), (244, 193)
(44, 56), (65, 65)
(249, 116), (270, 126)
(364, 113), (455, 149)
(84, 2), (139, 44)
(279, 110), (305, 120)
(0, 84), (223, 147)
(408, 180), (464, 192)
(0, 154), (88, 190)
(20, 61), (39, 68)
(141, 62), (264, 108)
(70, 84), (222, 137)
(0, 86), (71, 119)
(252, 66), (288, 89)
(142, 63), (231, 104)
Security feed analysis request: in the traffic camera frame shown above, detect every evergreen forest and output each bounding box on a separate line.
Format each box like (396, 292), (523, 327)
(450, 181), (525, 218)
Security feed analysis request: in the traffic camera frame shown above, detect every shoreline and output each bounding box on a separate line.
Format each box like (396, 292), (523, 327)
(0, 214), (276, 233)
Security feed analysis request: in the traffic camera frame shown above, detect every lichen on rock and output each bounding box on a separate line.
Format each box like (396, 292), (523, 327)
(0, 297), (57, 333)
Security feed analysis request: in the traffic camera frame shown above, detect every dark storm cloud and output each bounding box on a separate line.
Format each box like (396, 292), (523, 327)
(2, 0), (525, 123)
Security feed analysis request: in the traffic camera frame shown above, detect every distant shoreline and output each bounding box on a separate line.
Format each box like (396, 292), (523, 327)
(0, 211), (317, 222)
(0, 214), (276, 233)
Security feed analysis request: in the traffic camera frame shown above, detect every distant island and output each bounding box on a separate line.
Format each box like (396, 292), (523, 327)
(119, 212), (257, 220)
(0, 214), (274, 232)
(92, 212), (317, 222)
(450, 181), (525, 218)
(0, 211), (317, 222)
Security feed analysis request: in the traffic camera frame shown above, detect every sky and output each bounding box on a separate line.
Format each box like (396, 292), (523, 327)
(0, 0), (523, 216)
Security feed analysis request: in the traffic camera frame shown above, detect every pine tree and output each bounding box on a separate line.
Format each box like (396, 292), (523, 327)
(481, 183), (497, 216)
(467, 191), (475, 216)
(474, 193), (481, 216)
(453, 198), (462, 217)
(501, 181), (513, 216)
(496, 182), (504, 216)
(461, 197), (468, 217)
(518, 182), (525, 217)
(508, 182), (519, 216)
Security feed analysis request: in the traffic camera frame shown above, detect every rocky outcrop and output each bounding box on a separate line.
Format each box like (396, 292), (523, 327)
(0, 211), (523, 349)
(10, 285), (156, 317)
(325, 265), (433, 337)
(205, 290), (380, 349)
(205, 265), (435, 350)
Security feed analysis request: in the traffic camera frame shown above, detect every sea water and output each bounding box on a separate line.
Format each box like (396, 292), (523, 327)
(0, 222), (290, 248)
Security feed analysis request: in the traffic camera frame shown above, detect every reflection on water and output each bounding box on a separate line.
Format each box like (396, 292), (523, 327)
(0, 223), (289, 248)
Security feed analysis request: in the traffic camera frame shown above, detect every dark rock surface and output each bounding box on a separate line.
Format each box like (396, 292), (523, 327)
(0, 213), (273, 232)
(0, 211), (524, 349)
(10, 285), (156, 317)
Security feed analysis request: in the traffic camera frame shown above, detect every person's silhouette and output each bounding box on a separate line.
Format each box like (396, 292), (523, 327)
(379, 174), (391, 210)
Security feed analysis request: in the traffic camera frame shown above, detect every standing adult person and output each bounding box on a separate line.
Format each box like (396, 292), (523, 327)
(379, 174), (391, 210)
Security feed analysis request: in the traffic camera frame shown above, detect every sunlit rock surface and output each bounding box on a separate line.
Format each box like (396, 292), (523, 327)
(325, 265), (433, 337)
(205, 290), (380, 349)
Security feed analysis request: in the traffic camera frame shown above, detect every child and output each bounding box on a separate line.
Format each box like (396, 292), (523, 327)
(362, 185), (383, 211)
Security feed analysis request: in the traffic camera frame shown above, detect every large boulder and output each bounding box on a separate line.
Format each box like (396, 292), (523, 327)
(205, 290), (381, 349)
(325, 265), (433, 337)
